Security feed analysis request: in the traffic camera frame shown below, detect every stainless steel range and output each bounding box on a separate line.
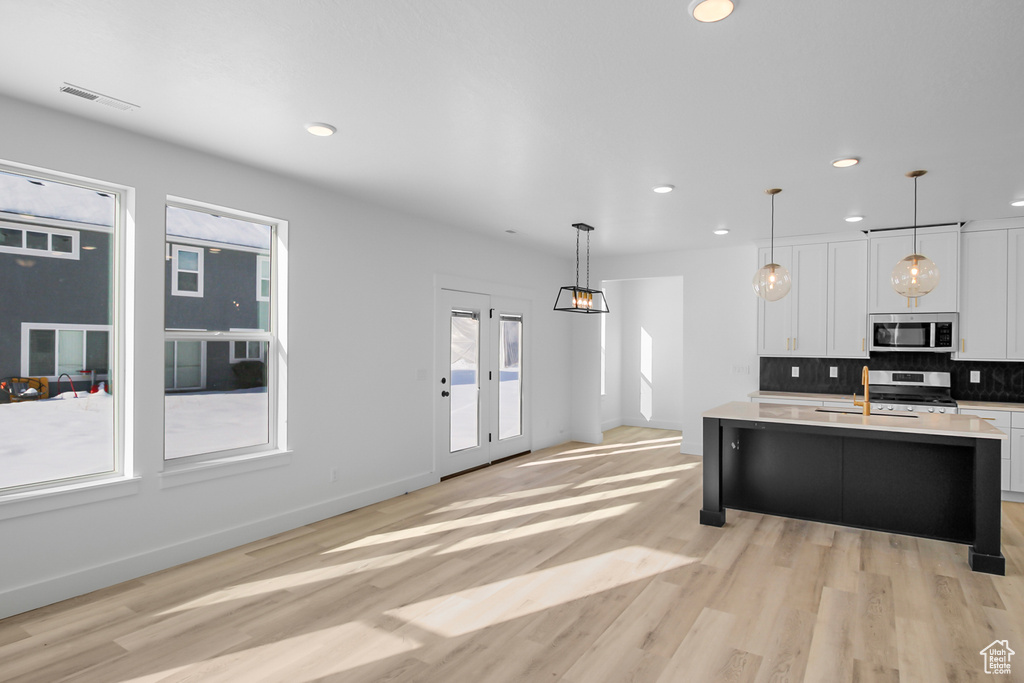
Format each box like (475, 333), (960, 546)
(867, 370), (957, 414)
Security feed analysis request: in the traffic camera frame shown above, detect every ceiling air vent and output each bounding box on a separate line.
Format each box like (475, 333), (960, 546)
(59, 82), (139, 111)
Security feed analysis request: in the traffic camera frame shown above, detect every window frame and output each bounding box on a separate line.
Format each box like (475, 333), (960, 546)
(163, 197), (287, 468)
(171, 244), (204, 297)
(0, 159), (131, 500)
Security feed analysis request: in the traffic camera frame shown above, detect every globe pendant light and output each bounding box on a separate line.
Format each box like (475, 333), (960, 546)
(890, 170), (939, 300)
(752, 188), (791, 301)
(553, 223), (609, 314)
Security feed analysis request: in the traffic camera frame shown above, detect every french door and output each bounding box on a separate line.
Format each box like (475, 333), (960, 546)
(436, 289), (528, 477)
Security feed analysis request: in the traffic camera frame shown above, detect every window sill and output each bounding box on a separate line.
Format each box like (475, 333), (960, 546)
(0, 475), (142, 521)
(159, 449), (292, 489)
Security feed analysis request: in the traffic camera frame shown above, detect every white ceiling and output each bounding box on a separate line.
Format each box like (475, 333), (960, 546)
(2, 0), (1023, 255)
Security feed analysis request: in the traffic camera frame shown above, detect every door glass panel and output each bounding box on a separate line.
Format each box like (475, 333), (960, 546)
(28, 329), (56, 376)
(25, 231), (47, 250)
(57, 330), (85, 376)
(450, 310), (479, 453)
(499, 315), (522, 440)
(176, 341), (203, 389)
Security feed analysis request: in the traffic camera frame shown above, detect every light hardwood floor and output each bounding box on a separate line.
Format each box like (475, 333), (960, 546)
(3, 426), (1024, 682)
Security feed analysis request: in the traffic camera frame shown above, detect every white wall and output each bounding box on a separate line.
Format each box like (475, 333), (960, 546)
(0, 94), (576, 618)
(593, 245), (760, 455)
(600, 280), (622, 430)
(613, 277), (685, 431)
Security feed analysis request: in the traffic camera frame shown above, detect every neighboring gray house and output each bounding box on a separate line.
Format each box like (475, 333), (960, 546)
(0, 170), (114, 400)
(0, 170), (270, 400)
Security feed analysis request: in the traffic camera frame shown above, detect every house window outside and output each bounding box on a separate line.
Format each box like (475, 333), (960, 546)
(23, 324), (111, 380)
(257, 255), (270, 302)
(171, 245), (204, 297)
(0, 164), (123, 493)
(164, 200), (284, 462)
(0, 222), (79, 259)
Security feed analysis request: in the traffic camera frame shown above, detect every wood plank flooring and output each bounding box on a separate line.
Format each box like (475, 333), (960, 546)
(3, 425), (1024, 682)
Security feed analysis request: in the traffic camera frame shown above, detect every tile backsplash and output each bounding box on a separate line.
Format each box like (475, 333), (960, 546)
(759, 353), (1024, 404)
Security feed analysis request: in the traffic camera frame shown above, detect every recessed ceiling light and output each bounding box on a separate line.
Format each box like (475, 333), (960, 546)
(1012, 199), (1024, 207)
(845, 215), (864, 223)
(713, 229), (730, 235)
(305, 122), (336, 137)
(688, 0), (735, 23)
(505, 229), (517, 234)
(653, 185), (675, 193)
(832, 157), (860, 168)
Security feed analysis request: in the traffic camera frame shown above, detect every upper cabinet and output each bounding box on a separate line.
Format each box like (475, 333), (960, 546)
(827, 240), (868, 357)
(959, 230), (1008, 359)
(757, 238), (866, 358)
(1007, 228), (1024, 359)
(868, 225), (960, 313)
(756, 243), (827, 357)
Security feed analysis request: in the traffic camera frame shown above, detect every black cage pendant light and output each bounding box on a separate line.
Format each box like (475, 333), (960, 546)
(752, 188), (792, 301)
(553, 223), (609, 314)
(890, 169), (939, 301)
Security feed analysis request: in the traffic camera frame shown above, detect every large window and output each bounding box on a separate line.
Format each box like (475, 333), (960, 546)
(164, 200), (284, 462)
(0, 165), (122, 493)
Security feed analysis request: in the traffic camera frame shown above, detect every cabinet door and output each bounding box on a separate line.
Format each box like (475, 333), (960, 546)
(827, 240), (868, 357)
(914, 230), (959, 312)
(791, 243), (827, 356)
(1012, 429), (1024, 493)
(959, 230), (1007, 359)
(1009, 229), (1024, 359)
(756, 246), (792, 355)
(869, 234), (913, 313)
(869, 228), (959, 313)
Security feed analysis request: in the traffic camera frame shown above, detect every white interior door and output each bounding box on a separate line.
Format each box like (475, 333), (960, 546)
(436, 290), (530, 476)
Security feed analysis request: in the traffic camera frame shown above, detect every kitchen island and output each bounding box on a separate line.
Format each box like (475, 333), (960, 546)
(700, 401), (1008, 574)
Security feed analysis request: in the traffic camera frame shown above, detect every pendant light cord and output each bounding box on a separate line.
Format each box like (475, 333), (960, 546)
(586, 230), (591, 289)
(575, 226), (580, 288)
(770, 192), (775, 263)
(913, 175), (918, 254)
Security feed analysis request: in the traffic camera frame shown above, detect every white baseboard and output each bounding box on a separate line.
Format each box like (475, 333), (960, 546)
(571, 429), (604, 445)
(1002, 490), (1024, 504)
(621, 417), (682, 432)
(601, 418), (623, 432)
(0, 471), (438, 620)
(681, 440), (703, 456)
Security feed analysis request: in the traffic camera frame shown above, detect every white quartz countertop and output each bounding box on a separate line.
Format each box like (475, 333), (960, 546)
(705, 401), (1007, 440)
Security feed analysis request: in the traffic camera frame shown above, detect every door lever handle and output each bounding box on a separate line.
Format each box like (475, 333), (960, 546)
(441, 390), (450, 397)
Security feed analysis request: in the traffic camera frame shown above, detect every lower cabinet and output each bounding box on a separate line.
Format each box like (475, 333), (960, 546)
(1014, 428), (1024, 493)
(961, 409), (1014, 491)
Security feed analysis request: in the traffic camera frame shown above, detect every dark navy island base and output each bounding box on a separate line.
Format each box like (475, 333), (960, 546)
(700, 415), (1005, 575)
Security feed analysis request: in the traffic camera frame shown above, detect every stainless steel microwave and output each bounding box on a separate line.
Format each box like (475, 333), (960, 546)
(868, 313), (958, 353)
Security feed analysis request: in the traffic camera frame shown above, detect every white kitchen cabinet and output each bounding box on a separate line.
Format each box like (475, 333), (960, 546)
(756, 247), (792, 355)
(1013, 429), (1024, 493)
(869, 226), (959, 313)
(959, 230), (1008, 359)
(960, 408), (1011, 490)
(826, 240), (868, 357)
(1009, 229), (1024, 359)
(756, 243), (827, 356)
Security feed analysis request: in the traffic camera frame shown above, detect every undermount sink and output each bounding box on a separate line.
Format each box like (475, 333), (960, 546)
(815, 408), (919, 419)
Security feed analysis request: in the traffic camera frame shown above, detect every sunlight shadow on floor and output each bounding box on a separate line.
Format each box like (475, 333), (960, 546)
(518, 441), (682, 467)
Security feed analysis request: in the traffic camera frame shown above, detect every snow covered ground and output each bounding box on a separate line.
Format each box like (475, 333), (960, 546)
(0, 389), (268, 490)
